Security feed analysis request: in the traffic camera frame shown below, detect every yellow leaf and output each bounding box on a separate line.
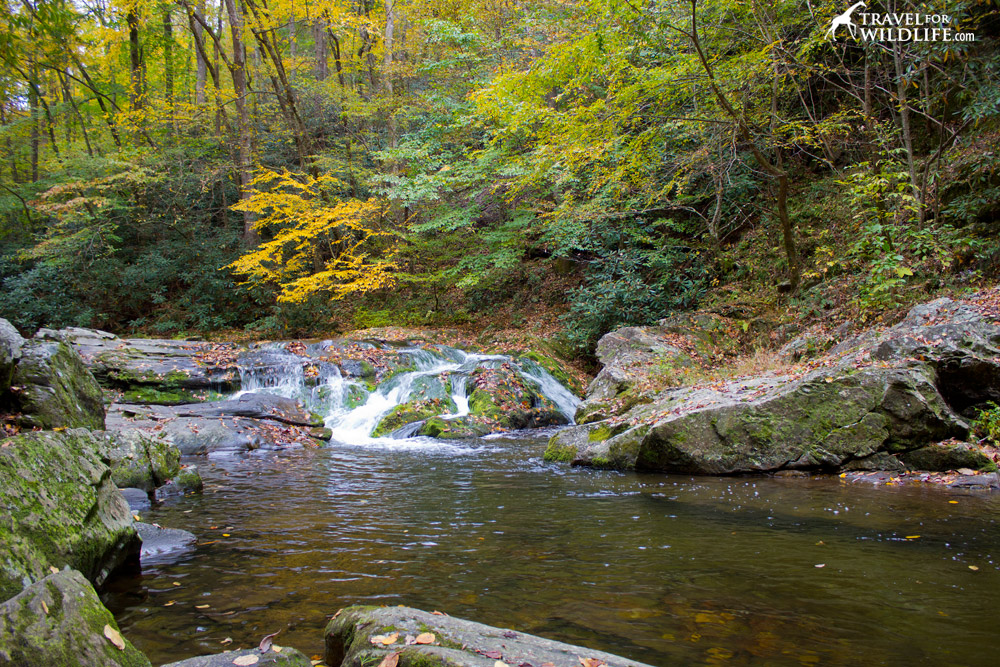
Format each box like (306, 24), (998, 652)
(233, 656), (260, 666)
(103, 624), (126, 651)
(905, 535), (920, 539)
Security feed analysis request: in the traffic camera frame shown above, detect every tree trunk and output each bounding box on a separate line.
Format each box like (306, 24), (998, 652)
(195, 0), (207, 105)
(223, 0), (256, 243)
(163, 11), (175, 125)
(128, 8), (143, 110)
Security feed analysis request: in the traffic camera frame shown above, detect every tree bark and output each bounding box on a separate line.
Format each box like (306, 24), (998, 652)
(223, 0), (256, 243)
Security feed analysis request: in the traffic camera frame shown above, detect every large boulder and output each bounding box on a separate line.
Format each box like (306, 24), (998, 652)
(325, 605), (654, 667)
(10, 340), (105, 430)
(0, 569), (150, 667)
(575, 313), (739, 424)
(0, 429), (139, 600)
(550, 295), (1000, 475)
(0, 318), (24, 393)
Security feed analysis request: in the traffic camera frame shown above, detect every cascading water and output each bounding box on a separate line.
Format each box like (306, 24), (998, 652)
(233, 343), (580, 446)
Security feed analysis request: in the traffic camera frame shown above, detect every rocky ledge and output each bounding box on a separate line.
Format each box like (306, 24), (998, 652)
(547, 293), (1000, 477)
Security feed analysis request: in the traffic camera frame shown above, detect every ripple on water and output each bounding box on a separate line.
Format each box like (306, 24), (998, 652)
(104, 431), (1000, 667)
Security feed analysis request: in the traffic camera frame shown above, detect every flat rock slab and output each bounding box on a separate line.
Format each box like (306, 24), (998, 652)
(0, 569), (150, 667)
(325, 606), (655, 667)
(38, 328), (242, 392)
(135, 522), (197, 567)
(160, 647), (311, 667)
(107, 397), (327, 456)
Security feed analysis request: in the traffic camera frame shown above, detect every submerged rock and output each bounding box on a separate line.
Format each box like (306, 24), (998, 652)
(325, 605), (654, 667)
(0, 429), (139, 600)
(0, 569), (150, 667)
(134, 522), (196, 567)
(160, 647), (311, 667)
(10, 339), (105, 430)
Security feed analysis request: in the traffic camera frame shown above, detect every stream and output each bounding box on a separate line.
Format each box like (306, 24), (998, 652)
(103, 345), (1000, 666)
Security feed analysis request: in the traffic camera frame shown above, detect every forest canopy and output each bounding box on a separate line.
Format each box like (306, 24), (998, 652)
(0, 0), (998, 353)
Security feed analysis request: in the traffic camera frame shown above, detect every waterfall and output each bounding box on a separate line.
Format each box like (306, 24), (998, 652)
(234, 343), (581, 445)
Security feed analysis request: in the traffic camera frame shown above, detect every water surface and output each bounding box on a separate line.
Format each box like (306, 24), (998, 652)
(106, 432), (1000, 666)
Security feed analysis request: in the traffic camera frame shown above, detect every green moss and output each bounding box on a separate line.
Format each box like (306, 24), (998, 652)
(121, 387), (221, 405)
(588, 425), (613, 442)
(543, 436), (578, 463)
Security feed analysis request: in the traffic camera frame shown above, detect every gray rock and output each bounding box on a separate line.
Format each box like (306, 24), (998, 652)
(134, 522), (196, 567)
(160, 647), (311, 667)
(0, 318), (24, 392)
(120, 488), (152, 513)
(0, 569), (150, 667)
(947, 472), (1000, 489)
(325, 605), (654, 667)
(556, 294), (1000, 475)
(171, 393), (323, 427)
(0, 429), (139, 600)
(106, 403), (319, 456)
(10, 340), (105, 430)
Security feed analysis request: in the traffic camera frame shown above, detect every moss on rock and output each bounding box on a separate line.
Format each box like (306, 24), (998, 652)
(0, 430), (139, 601)
(12, 340), (105, 430)
(372, 398), (457, 438)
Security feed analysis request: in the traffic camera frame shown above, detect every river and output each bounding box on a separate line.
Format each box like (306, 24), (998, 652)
(105, 429), (1000, 666)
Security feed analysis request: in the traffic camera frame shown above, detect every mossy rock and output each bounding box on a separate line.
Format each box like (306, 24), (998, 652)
(0, 569), (151, 667)
(345, 384), (369, 409)
(371, 397), (457, 438)
(900, 442), (997, 472)
(0, 429), (139, 601)
(160, 647), (311, 666)
(12, 340), (105, 430)
(418, 416), (493, 439)
(120, 387), (223, 405)
(1, 317), (24, 392)
(102, 431), (181, 492)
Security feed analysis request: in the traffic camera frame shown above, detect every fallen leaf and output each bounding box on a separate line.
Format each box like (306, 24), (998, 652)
(415, 632), (435, 645)
(483, 650), (502, 660)
(432, 610), (446, 616)
(272, 645), (283, 653)
(103, 624), (126, 651)
(233, 656), (260, 666)
(502, 631), (518, 639)
(905, 535), (921, 539)
(815, 564), (826, 568)
(260, 630), (281, 652)
(221, 638), (233, 645)
(948, 500), (958, 504)
(969, 565), (980, 571)
(370, 632), (399, 646)
(377, 652), (400, 667)
(48, 566), (59, 575)
(404, 635), (416, 645)
(172, 582), (181, 587)
(495, 662), (510, 667)
(195, 604), (210, 609)
(164, 601), (176, 607)
(579, 660), (606, 667)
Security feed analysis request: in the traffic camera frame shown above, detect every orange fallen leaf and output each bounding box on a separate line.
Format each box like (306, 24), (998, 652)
(103, 624), (126, 651)
(195, 604), (210, 609)
(233, 656), (260, 666)
(580, 659), (606, 667)
(377, 652), (400, 667)
(370, 632), (399, 646)
(415, 633), (435, 645)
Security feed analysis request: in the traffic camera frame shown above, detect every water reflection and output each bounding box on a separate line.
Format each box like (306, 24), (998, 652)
(105, 432), (1000, 666)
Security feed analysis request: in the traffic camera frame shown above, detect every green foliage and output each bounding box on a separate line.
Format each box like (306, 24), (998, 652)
(972, 403), (1000, 446)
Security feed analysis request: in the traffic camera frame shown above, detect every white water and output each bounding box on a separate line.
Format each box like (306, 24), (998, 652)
(235, 343), (580, 446)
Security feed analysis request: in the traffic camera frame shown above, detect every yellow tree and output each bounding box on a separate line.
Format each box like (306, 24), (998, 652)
(226, 169), (398, 303)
